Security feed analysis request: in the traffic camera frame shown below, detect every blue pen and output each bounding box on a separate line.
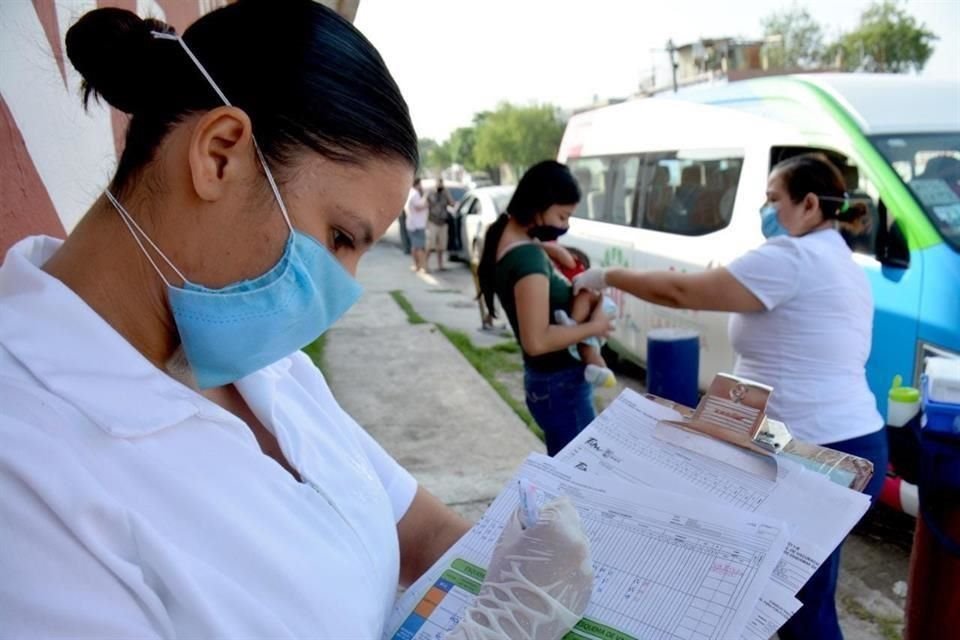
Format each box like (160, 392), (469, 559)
(517, 478), (540, 529)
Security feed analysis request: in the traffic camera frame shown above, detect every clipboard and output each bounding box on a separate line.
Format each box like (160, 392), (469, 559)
(647, 372), (876, 493)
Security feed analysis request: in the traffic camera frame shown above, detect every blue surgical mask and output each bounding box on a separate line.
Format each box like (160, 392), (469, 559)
(759, 204), (788, 239)
(104, 32), (363, 389)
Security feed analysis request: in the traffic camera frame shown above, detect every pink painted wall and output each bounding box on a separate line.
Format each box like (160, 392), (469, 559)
(0, 1), (222, 255)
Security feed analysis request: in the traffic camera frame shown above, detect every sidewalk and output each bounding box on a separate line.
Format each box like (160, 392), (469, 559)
(321, 242), (543, 521)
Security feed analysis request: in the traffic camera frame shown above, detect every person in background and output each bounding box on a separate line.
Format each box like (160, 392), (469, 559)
(478, 161), (615, 456)
(0, 3), (593, 638)
(405, 177), (428, 272)
(427, 178), (454, 271)
(575, 153), (887, 640)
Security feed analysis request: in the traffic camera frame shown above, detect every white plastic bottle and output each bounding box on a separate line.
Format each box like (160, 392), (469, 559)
(888, 375), (921, 427)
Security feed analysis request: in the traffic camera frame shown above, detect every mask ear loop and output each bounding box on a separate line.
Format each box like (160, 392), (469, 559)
(818, 193), (852, 218)
(151, 31), (295, 235)
(104, 190), (185, 286)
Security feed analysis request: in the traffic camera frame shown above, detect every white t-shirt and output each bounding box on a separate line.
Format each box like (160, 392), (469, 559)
(726, 229), (883, 444)
(0, 236), (418, 638)
(405, 188), (428, 231)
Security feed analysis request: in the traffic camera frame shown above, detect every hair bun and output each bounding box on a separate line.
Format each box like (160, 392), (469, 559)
(65, 8), (176, 114)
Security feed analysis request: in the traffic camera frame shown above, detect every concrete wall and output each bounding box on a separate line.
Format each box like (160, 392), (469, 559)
(0, 0), (358, 255)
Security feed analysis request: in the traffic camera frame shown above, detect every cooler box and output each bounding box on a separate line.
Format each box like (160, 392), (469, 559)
(922, 374), (960, 435)
(646, 328), (699, 408)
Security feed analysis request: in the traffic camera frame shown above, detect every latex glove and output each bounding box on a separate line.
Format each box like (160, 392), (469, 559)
(447, 497), (594, 640)
(572, 267), (608, 295)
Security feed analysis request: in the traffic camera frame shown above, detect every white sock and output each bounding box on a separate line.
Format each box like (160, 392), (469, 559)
(585, 364), (616, 388)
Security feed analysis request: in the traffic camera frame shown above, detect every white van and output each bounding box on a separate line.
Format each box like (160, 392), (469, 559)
(557, 73), (960, 417)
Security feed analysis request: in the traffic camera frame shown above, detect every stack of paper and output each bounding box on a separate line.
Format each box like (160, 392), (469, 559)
(383, 390), (871, 640)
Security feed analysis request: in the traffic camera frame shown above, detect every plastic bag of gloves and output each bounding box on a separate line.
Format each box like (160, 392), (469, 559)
(447, 496), (594, 640)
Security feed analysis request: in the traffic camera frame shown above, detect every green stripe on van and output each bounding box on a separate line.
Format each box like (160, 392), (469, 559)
(779, 77), (941, 250)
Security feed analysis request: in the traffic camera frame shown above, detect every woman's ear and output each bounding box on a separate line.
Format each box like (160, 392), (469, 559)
(803, 193), (821, 219)
(187, 106), (256, 202)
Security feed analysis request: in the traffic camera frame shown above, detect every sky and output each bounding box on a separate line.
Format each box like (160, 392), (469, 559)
(354, 0), (960, 142)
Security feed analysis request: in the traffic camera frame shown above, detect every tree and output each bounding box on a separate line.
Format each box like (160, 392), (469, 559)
(446, 126), (477, 170)
(416, 137), (453, 173)
(417, 138), (439, 170)
(472, 103), (565, 176)
(828, 0), (937, 73)
(761, 6), (825, 69)
(427, 145), (452, 172)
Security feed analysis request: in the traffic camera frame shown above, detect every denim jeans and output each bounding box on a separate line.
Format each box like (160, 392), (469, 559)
(524, 365), (596, 456)
(778, 427), (889, 640)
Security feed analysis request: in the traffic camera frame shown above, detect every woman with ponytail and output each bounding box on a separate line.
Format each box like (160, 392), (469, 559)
(478, 161), (615, 456)
(574, 153), (886, 640)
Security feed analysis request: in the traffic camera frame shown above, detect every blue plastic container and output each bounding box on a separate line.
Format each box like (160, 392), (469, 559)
(922, 375), (960, 434)
(646, 328), (700, 408)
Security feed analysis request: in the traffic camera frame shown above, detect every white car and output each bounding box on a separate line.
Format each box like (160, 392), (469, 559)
(448, 185), (515, 263)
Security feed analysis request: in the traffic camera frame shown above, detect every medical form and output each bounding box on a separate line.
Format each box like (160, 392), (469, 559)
(555, 390), (871, 637)
(385, 453), (789, 640)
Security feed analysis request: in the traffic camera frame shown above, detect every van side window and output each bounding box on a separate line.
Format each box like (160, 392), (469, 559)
(569, 157), (608, 221)
(611, 156), (641, 227)
(639, 152), (743, 236)
(770, 146), (882, 257)
(568, 156), (642, 227)
(840, 162), (882, 256)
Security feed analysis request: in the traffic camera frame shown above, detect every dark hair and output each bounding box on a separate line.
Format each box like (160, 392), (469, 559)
(477, 161), (581, 317)
(566, 246), (591, 269)
(771, 153), (867, 224)
(65, 0), (418, 194)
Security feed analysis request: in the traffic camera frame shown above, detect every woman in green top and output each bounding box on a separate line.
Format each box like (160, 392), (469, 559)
(478, 161), (614, 455)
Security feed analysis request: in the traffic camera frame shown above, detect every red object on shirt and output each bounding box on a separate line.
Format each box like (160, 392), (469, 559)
(556, 258), (587, 282)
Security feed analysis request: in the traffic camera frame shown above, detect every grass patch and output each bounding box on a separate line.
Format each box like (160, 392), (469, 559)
(437, 324), (544, 443)
(491, 341), (520, 354)
(389, 290), (427, 324)
(840, 595), (902, 640)
(302, 334), (327, 374)
(386, 288), (540, 441)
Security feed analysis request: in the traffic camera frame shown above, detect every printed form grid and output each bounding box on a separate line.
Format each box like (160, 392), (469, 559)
(387, 453), (786, 640)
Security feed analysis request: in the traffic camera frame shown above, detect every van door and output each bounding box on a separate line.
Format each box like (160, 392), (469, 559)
(631, 149), (746, 387)
(567, 155), (645, 357)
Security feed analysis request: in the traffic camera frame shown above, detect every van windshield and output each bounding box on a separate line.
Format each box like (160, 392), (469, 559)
(871, 133), (960, 251)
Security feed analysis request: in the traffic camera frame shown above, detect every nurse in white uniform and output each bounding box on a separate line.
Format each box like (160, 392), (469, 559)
(574, 153), (887, 640)
(0, 2), (592, 638)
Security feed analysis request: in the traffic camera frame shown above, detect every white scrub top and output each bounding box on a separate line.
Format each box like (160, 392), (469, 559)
(0, 236), (418, 638)
(726, 228), (883, 445)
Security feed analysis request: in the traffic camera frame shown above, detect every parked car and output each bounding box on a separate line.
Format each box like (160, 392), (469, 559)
(421, 179), (468, 207)
(465, 172), (494, 189)
(448, 185), (515, 262)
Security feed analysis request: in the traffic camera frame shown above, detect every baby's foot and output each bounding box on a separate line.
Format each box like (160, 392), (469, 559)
(585, 364), (616, 388)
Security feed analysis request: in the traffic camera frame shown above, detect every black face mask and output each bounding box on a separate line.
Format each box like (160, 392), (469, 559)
(527, 224), (569, 242)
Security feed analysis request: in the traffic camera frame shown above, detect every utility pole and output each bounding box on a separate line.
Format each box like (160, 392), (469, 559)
(666, 39), (678, 93)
